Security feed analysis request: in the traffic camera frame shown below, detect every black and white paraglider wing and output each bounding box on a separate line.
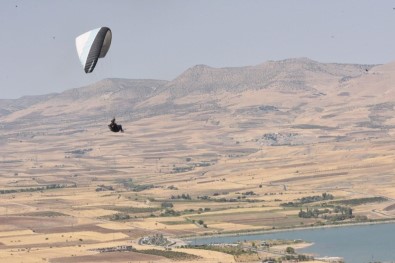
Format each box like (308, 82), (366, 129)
(75, 27), (112, 73)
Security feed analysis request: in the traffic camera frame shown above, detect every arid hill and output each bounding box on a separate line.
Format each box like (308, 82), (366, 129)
(0, 58), (377, 124)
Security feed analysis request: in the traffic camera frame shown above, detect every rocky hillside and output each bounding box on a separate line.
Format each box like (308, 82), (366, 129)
(165, 58), (373, 96)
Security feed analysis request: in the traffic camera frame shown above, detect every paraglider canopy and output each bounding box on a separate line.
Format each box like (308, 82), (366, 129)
(75, 27), (112, 73)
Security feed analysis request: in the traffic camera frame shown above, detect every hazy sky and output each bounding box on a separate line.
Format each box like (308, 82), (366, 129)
(1, 0), (395, 99)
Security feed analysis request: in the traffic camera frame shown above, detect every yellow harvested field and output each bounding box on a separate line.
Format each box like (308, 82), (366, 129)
(0, 230), (35, 237)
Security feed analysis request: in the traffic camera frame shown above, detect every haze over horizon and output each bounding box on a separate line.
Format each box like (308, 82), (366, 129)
(1, 0), (395, 99)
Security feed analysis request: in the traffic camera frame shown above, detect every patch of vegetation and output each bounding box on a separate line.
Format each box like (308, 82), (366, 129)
(161, 220), (192, 225)
(261, 132), (298, 146)
(370, 102), (395, 111)
(172, 166), (194, 173)
(21, 211), (68, 217)
(264, 239), (304, 247)
(65, 148), (92, 155)
(299, 206), (354, 221)
(171, 161), (212, 174)
(194, 162), (211, 167)
(101, 205), (160, 213)
(160, 209), (180, 217)
(242, 191), (256, 196)
(354, 215), (369, 222)
(184, 244), (254, 256)
(110, 213), (130, 221)
(170, 193), (191, 200)
(256, 240), (314, 261)
(299, 193), (334, 203)
(281, 254), (314, 261)
(298, 207), (330, 218)
(131, 184), (155, 192)
(285, 246), (295, 254)
(140, 234), (171, 246)
(281, 193), (334, 207)
(118, 178), (154, 192)
(95, 185), (114, 192)
(281, 194), (386, 223)
(259, 105), (278, 112)
(0, 184), (76, 195)
(330, 197), (387, 206)
(135, 249), (201, 260)
(213, 192), (229, 196)
(197, 195), (259, 203)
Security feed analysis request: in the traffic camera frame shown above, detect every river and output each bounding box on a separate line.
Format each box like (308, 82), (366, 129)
(186, 223), (395, 263)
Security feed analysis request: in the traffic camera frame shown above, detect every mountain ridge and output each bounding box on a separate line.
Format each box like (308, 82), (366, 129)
(0, 58), (384, 125)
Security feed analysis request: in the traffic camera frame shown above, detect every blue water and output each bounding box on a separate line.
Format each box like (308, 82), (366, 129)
(186, 223), (395, 263)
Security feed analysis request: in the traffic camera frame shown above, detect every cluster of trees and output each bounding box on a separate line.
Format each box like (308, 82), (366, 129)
(95, 185), (114, 192)
(160, 202), (212, 216)
(322, 206), (353, 221)
(160, 209), (180, 217)
(242, 191), (256, 196)
(171, 166), (194, 173)
(118, 178), (154, 192)
(170, 193), (191, 200)
(298, 206), (353, 221)
(181, 207), (211, 214)
(172, 162), (212, 174)
(159, 203), (179, 216)
(141, 233), (169, 246)
(110, 213), (130, 221)
(280, 192), (380, 223)
(66, 148), (92, 155)
(299, 193), (334, 204)
(129, 184), (154, 192)
(281, 193), (334, 207)
(281, 254), (314, 261)
(298, 208), (330, 218)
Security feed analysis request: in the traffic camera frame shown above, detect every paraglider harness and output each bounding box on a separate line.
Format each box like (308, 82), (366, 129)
(108, 118), (124, 133)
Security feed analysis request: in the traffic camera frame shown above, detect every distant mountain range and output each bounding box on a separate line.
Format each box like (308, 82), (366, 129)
(2, 57), (395, 138)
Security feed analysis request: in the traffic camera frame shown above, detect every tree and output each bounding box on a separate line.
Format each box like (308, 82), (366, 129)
(285, 246), (295, 254)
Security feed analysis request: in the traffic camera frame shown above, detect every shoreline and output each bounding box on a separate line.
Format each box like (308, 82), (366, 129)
(182, 218), (395, 242)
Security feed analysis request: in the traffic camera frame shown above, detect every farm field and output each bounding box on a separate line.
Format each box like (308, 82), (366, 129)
(2, 112), (395, 262)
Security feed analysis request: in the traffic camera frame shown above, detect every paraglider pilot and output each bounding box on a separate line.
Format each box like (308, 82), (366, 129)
(108, 118), (124, 133)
